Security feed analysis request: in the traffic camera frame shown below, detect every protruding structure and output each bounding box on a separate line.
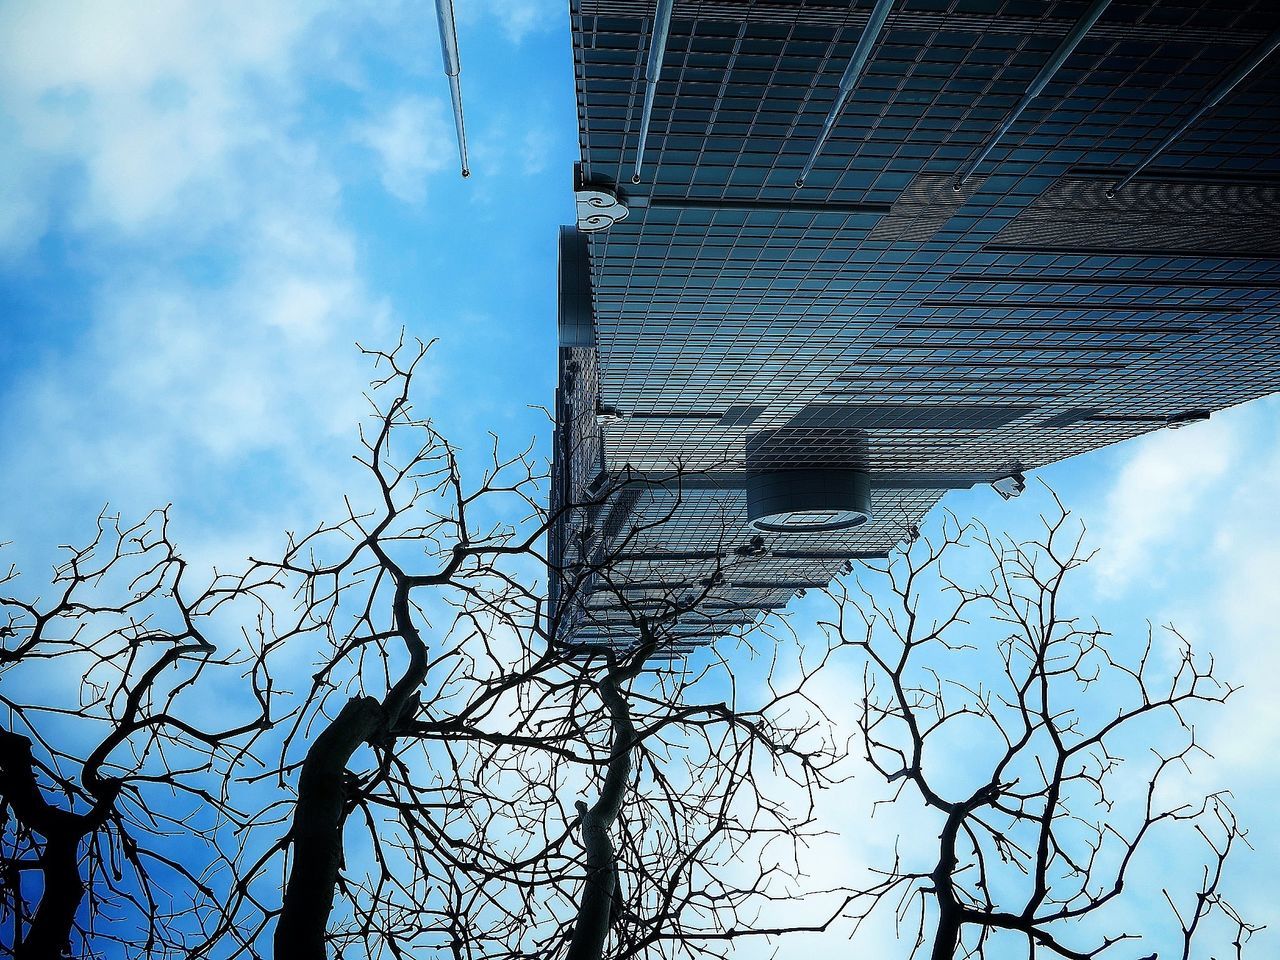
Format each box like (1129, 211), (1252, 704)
(746, 469), (873, 533)
(434, 0), (470, 178)
(632, 0), (676, 184)
(1166, 409), (1211, 430)
(795, 0), (896, 188)
(575, 187), (629, 232)
(991, 473), (1027, 501)
(952, 0), (1112, 187)
(1109, 26), (1280, 196)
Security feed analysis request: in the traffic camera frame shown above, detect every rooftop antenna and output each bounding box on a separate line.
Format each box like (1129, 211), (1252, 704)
(434, 0), (470, 178)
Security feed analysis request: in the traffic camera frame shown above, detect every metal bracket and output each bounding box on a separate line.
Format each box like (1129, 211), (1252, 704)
(595, 404), (625, 427)
(991, 472), (1027, 501)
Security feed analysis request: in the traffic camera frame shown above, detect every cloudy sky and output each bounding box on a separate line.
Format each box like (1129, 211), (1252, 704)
(0, 0), (574, 571)
(1, 1), (1277, 956)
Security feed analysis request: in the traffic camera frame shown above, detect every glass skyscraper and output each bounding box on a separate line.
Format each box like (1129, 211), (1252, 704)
(550, 0), (1280, 651)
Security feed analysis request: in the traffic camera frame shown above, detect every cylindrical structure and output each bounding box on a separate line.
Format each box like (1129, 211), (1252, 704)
(746, 469), (873, 533)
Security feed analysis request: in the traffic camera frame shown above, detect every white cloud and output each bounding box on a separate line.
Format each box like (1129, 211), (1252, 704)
(1155, 401), (1280, 771)
(462, 113), (559, 185)
(461, 0), (561, 44)
(1073, 398), (1280, 952)
(0, 0), (313, 244)
(1089, 416), (1238, 591)
(1083, 400), (1280, 680)
(0, 146), (50, 256)
(0, 0), (412, 574)
(520, 126), (554, 176)
(356, 95), (453, 202)
(1, 203), (392, 566)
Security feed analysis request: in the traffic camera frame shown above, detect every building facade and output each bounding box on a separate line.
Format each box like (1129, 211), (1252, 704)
(550, 0), (1280, 651)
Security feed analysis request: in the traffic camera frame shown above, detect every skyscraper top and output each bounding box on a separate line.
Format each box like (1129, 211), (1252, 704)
(550, 0), (1280, 652)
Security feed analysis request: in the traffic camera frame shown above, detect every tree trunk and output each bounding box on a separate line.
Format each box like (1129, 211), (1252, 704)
(15, 833), (83, 960)
(275, 696), (382, 960)
(929, 806), (965, 960)
(569, 800), (620, 960)
(929, 909), (963, 960)
(567, 668), (637, 960)
(1, 731), (90, 960)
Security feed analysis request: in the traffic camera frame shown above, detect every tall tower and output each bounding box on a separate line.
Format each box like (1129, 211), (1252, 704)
(551, 0), (1280, 651)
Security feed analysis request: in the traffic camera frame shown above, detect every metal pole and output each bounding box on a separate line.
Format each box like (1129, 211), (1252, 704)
(435, 0), (470, 178)
(1109, 26), (1280, 196)
(632, 0), (676, 184)
(953, 0), (1112, 187)
(795, 0), (896, 188)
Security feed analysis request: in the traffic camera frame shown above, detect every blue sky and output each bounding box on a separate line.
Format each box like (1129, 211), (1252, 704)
(2, 1), (1278, 956)
(0, 0), (576, 570)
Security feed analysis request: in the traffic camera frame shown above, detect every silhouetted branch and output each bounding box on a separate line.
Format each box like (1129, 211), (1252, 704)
(1, 509), (278, 959)
(822, 493), (1255, 959)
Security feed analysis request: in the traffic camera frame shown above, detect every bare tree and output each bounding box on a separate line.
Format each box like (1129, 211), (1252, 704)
(191, 339), (855, 960)
(9, 340), (1255, 960)
(0, 509), (277, 960)
(469, 517), (857, 960)
(820, 495), (1260, 960)
(0, 336), (847, 960)
(549, 620), (851, 960)
(166, 339), (578, 960)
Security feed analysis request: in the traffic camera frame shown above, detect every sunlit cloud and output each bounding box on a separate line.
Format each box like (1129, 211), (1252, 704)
(1090, 415), (1239, 592)
(356, 95), (453, 202)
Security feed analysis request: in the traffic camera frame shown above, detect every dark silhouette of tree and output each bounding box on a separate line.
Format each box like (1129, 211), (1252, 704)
(1, 341), (1258, 960)
(0, 510), (278, 959)
(550, 630), (851, 960)
(820, 497), (1260, 960)
(194, 339), (852, 960)
(563, 636), (653, 960)
(169, 339), (577, 960)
